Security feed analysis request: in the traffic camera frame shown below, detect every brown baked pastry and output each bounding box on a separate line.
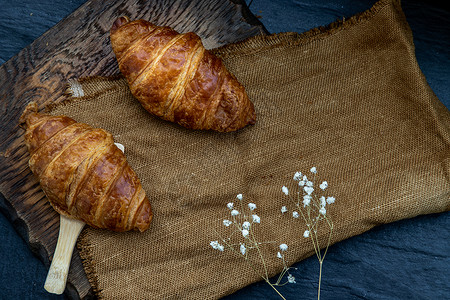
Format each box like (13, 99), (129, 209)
(20, 102), (152, 232)
(110, 16), (256, 132)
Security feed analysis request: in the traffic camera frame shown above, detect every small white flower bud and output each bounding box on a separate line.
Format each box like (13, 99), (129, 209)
(223, 219), (233, 227)
(242, 229), (249, 238)
(319, 207), (326, 215)
(240, 244), (246, 255)
(277, 252), (283, 259)
(320, 196), (326, 207)
(210, 241), (218, 249)
(231, 209), (239, 216)
(252, 214), (261, 223)
(303, 195), (311, 207)
(279, 243), (288, 251)
(320, 181), (328, 190)
(326, 196), (336, 204)
(227, 202), (234, 210)
(248, 203), (256, 210)
(304, 186), (314, 195)
(236, 194), (243, 200)
(293, 171), (302, 181)
(288, 274), (296, 283)
(210, 241), (224, 251)
(281, 206), (288, 213)
(282, 186), (289, 195)
(242, 221), (251, 230)
(310, 167), (317, 174)
(303, 230), (310, 238)
(292, 211), (299, 218)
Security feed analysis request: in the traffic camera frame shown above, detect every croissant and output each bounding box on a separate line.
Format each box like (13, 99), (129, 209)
(20, 102), (152, 232)
(110, 16), (256, 132)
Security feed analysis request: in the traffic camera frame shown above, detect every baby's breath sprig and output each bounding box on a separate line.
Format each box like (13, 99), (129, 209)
(210, 194), (295, 300)
(281, 167), (335, 300)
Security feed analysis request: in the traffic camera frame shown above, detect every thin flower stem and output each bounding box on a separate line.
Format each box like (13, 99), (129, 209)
(250, 228), (269, 279)
(318, 260), (323, 300)
(239, 198), (246, 220)
(217, 230), (267, 280)
(220, 233), (287, 300)
(321, 221), (333, 262)
(311, 231), (321, 261)
(275, 257), (289, 285)
(266, 281), (287, 300)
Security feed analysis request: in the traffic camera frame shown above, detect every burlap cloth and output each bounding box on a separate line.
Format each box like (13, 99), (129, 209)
(49, 0), (449, 298)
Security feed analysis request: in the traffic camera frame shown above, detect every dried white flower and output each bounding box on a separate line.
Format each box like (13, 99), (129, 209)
(303, 230), (310, 238)
(240, 243), (246, 255)
(277, 251), (283, 259)
(303, 195), (312, 207)
(242, 221), (251, 230)
(304, 186), (314, 195)
(252, 214), (261, 223)
(320, 181), (328, 190)
(282, 186), (289, 195)
(227, 202), (234, 210)
(326, 196), (336, 204)
(231, 209), (239, 216)
(281, 206), (288, 213)
(306, 180), (314, 187)
(293, 171), (302, 181)
(242, 229), (249, 238)
(310, 167), (317, 174)
(279, 244), (288, 251)
(223, 219), (233, 227)
(210, 241), (224, 251)
(292, 211), (299, 218)
(248, 203), (256, 210)
(319, 207), (326, 215)
(320, 196), (326, 207)
(236, 194), (243, 200)
(298, 180), (306, 187)
(288, 274), (296, 283)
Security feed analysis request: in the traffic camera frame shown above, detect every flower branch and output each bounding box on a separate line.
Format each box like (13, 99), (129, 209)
(281, 167), (335, 300)
(210, 194), (296, 299)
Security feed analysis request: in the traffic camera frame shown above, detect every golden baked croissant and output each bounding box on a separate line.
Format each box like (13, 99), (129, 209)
(20, 102), (152, 232)
(110, 16), (256, 132)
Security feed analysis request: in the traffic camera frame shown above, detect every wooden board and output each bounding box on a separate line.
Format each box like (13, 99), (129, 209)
(0, 1), (267, 298)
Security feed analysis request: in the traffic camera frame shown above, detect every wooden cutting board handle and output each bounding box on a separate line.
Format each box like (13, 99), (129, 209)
(43, 143), (124, 295)
(44, 215), (85, 294)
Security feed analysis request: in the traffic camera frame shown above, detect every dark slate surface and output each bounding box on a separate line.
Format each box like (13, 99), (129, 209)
(1, 0), (449, 299)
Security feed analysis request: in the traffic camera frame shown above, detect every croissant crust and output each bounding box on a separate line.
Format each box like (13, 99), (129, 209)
(20, 102), (152, 232)
(110, 16), (256, 132)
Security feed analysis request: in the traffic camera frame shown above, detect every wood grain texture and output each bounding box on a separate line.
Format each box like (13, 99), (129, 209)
(0, 0), (267, 299)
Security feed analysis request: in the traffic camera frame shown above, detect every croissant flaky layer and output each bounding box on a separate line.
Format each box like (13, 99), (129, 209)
(110, 16), (256, 132)
(20, 102), (152, 232)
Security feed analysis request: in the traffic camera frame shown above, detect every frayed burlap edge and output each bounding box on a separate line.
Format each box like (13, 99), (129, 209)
(212, 0), (404, 58)
(45, 76), (127, 114)
(76, 229), (103, 299)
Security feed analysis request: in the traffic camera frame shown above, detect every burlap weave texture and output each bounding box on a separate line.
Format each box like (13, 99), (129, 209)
(50, 0), (449, 298)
